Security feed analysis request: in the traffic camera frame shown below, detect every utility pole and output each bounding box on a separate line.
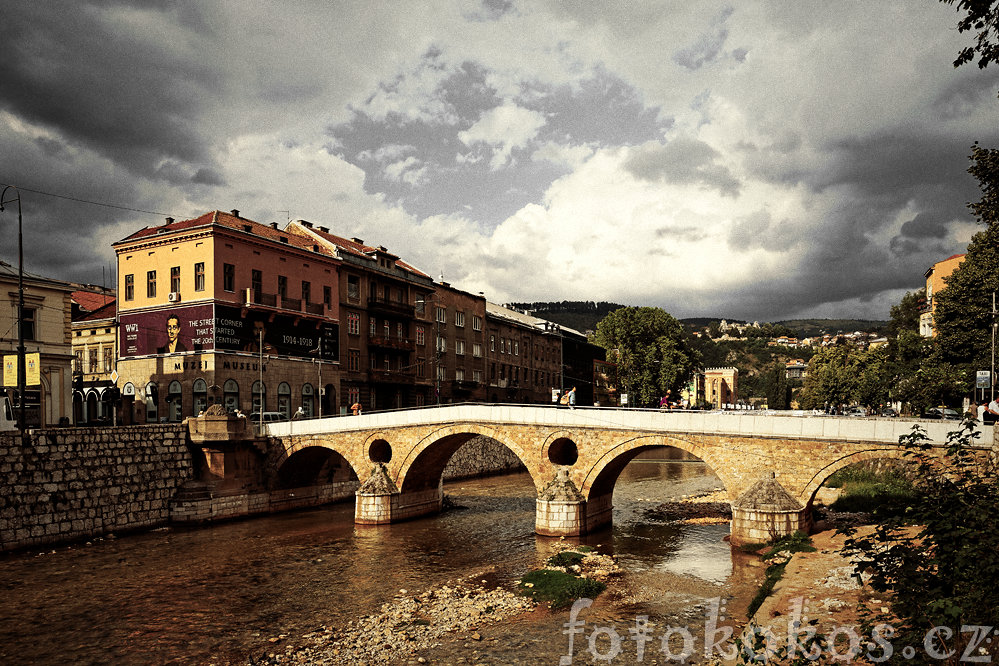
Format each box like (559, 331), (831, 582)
(992, 291), (996, 403)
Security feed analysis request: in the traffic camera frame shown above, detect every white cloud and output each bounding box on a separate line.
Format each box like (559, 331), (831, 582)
(459, 103), (547, 169)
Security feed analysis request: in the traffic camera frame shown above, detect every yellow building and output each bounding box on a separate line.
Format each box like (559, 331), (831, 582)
(0, 261), (75, 426)
(114, 210), (341, 423)
(71, 292), (117, 424)
(920, 253), (965, 337)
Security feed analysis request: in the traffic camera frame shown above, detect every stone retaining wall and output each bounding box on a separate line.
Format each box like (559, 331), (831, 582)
(442, 436), (525, 481)
(0, 425), (193, 552)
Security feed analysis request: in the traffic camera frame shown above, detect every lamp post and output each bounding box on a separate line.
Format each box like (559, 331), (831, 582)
(0, 186), (26, 445)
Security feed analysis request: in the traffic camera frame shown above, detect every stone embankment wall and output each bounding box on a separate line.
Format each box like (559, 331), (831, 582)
(0, 425), (192, 552)
(442, 436), (525, 481)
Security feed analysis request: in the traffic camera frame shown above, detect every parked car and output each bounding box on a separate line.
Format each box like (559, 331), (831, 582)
(879, 407), (899, 418)
(922, 407), (961, 420)
(248, 411), (287, 424)
(843, 406), (867, 417)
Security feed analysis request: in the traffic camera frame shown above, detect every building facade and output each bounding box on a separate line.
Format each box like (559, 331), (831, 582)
(71, 296), (117, 424)
(920, 253), (965, 337)
(484, 304), (564, 404)
(0, 261), (75, 427)
(114, 211), (341, 423)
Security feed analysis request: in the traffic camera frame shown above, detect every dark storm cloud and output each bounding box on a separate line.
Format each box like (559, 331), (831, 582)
(726, 210), (802, 252)
(331, 64), (668, 224)
(899, 211), (949, 239)
(0, 2), (219, 181)
(624, 137), (741, 197)
(672, 7), (733, 70)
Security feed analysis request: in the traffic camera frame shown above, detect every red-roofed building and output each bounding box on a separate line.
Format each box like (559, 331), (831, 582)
(71, 298), (117, 424)
(113, 210), (341, 423)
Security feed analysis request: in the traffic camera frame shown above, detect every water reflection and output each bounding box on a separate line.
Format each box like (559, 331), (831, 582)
(0, 447), (739, 665)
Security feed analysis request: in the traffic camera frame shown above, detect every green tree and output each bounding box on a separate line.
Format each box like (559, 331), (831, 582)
(764, 360), (790, 409)
(593, 307), (701, 407)
(933, 145), (999, 371)
(886, 288), (925, 336)
(941, 0), (999, 80)
(843, 422), (999, 663)
(798, 346), (857, 409)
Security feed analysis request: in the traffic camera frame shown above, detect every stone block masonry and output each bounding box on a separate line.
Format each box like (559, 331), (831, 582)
(0, 425), (193, 552)
(442, 436), (525, 481)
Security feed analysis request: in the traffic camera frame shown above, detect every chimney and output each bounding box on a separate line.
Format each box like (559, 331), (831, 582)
(230, 209), (240, 218)
(300, 220), (313, 228)
(165, 217), (174, 225)
(318, 226), (329, 233)
(351, 237), (364, 244)
(270, 222), (278, 229)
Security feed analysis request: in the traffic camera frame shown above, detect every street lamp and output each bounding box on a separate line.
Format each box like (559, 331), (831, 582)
(0, 186), (26, 445)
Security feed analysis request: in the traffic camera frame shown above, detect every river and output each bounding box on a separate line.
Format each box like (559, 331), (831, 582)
(0, 447), (762, 665)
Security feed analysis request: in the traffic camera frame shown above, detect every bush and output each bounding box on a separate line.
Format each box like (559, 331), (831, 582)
(518, 569), (606, 609)
(842, 421), (999, 662)
(547, 551), (585, 568)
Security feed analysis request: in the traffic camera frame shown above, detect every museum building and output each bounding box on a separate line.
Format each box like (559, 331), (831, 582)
(113, 210), (341, 423)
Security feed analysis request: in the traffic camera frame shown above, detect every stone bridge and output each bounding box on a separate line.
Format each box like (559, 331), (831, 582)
(263, 405), (992, 545)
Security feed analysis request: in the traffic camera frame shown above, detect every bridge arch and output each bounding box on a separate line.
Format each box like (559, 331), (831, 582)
(396, 423), (537, 494)
(275, 445), (359, 489)
(801, 447), (913, 505)
(580, 434), (734, 502)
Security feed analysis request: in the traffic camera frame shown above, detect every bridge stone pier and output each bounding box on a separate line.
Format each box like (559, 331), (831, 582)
(263, 406), (992, 546)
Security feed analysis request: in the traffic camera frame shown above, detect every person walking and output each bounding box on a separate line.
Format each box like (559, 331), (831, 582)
(568, 386), (577, 410)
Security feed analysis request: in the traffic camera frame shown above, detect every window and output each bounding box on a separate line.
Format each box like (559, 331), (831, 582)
(302, 280), (311, 303)
(473, 369), (483, 383)
(347, 275), (360, 300)
(506, 339), (512, 354)
(383, 321), (390, 338)
(251, 269), (262, 299)
(472, 315), (482, 331)
(145, 382), (158, 422)
(415, 296), (426, 315)
(437, 364), (447, 381)
(348, 349), (360, 372)
(103, 346), (113, 373)
(397, 322), (404, 339)
(193, 378), (208, 414)
(455, 311), (465, 327)
(490, 335), (495, 352)
(436, 335), (446, 353)
(74, 350), (82, 374)
(473, 342), (482, 358)
(302, 384), (314, 418)
(369, 318), (376, 336)
(146, 270), (156, 298)
(252, 380), (266, 413)
(323, 285), (332, 307)
(455, 368), (465, 381)
(223, 379), (239, 413)
(20, 308), (35, 341)
(194, 263), (205, 291)
(88, 348), (99, 373)
(514, 340), (519, 356)
(124, 274), (134, 301)
(416, 358), (426, 378)
(500, 337), (505, 354)
(223, 263), (235, 292)
(278, 275), (288, 299)
(170, 266), (180, 293)
(455, 339), (465, 356)
(436, 306), (446, 323)
(347, 387), (360, 410)
(347, 312), (360, 335)
(416, 326), (425, 346)
(278, 382), (291, 418)
(168, 380), (183, 422)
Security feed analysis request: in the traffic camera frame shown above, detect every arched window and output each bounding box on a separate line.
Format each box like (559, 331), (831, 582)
(168, 381), (183, 422)
(223, 379), (239, 413)
(145, 382), (158, 422)
(252, 380), (266, 413)
(302, 383), (314, 418)
(278, 382), (291, 418)
(193, 378), (208, 415)
(85, 390), (99, 424)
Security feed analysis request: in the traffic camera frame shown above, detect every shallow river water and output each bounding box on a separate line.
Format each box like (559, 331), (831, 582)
(0, 448), (762, 665)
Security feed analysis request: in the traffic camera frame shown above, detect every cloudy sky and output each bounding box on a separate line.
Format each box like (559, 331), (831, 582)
(2, 1), (997, 321)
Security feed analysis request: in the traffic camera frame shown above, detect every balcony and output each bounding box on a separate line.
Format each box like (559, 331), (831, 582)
(304, 301), (324, 316)
(368, 295), (415, 317)
(368, 368), (416, 384)
(451, 379), (479, 391)
(368, 335), (415, 351)
(245, 289), (278, 307)
(281, 296), (302, 311)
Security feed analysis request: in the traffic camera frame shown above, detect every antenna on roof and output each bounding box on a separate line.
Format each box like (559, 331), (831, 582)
(278, 210), (290, 222)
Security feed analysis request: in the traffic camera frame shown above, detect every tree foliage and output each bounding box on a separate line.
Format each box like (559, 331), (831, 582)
(941, 0), (999, 76)
(763, 360), (790, 409)
(593, 307), (700, 407)
(843, 422), (999, 662)
(886, 288), (925, 336)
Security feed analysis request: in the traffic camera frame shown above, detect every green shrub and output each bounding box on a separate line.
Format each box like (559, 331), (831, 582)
(518, 570), (606, 609)
(547, 551), (585, 568)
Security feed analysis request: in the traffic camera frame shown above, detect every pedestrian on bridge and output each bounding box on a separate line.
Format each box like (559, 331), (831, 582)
(568, 387), (576, 409)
